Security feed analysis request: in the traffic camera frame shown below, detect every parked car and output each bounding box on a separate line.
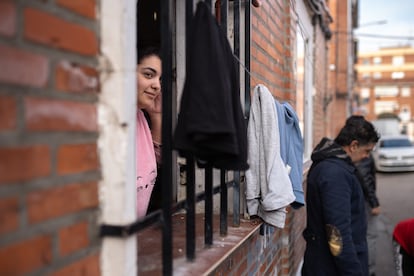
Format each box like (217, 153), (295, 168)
(372, 135), (414, 172)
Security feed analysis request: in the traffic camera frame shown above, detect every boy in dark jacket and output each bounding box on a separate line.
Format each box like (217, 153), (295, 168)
(302, 116), (380, 276)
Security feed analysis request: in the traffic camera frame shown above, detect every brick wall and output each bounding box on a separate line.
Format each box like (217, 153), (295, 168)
(0, 1), (101, 275)
(0, 0), (333, 275)
(251, 0), (289, 97)
(328, 0), (352, 136)
(248, 0), (310, 275)
(206, 202), (307, 276)
(313, 26), (332, 141)
(211, 224), (284, 275)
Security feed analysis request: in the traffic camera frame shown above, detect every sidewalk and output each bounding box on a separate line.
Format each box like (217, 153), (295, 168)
(376, 214), (399, 276)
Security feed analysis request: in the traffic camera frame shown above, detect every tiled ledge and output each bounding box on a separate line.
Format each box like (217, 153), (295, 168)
(138, 213), (263, 275)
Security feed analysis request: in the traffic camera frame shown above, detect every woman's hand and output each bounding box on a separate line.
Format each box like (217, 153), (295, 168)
(149, 93), (162, 114)
(152, 93), (162, 113)
(147, 93), (162, 145)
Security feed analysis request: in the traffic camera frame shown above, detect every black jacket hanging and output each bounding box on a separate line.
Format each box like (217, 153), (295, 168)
(173, 1), (248, 171)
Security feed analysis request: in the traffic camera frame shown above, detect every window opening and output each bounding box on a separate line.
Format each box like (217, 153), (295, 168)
(295, 0), (313, 160)
(137, 0), (163, 216)
(392, 56), (404, 66)
(373, 56), (382, 64)
(401, 87), (411, 97)
(391, 72), (405, 79)
(373, 72), (382, 79)
(296, 31), (305, 136)
(400, 105), (411, 122)
(374, 86), (398, 97)
(100, 1), (252, 275)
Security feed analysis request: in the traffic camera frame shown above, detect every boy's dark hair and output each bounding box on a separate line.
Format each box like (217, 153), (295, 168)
(334, 115), (380, 146)
(137, 46), (161, 64)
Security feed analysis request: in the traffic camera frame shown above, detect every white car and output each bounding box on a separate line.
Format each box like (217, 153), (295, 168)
(372, 135), (414, 172)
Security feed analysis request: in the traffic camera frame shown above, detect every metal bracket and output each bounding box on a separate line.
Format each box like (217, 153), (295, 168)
(100, 222), (139, 238)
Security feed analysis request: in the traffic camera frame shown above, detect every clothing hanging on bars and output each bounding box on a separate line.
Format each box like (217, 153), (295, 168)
(275, 100), (305, 208)
(245, 84), (295, 228)
(173, 1), (248, 171)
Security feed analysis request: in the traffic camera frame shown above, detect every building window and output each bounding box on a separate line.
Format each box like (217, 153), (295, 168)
(361, 72), (370, 80)
(373, 72), (382, 79)
(375, 101), (398, 115)
(401, 87), (411, 97)
(400, 105), (411, 122)
(362, 58), (370, 65)
(374, 86), (398, 97)
(392, 56), (404, 66)
(391, 72), (405, 79)
(295, 0), (314, 160)
(373, 57), (382, 64)
(360, 88), (370, 104)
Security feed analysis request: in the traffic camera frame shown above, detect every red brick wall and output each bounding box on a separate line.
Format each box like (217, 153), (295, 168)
(313, 26), (332, 142)
(0, 1), (100, 275)
(208, 195), (308, 276)
(248, 1), (313, 275)
(251, 0), (290, 98)
(328, 0), (352, 136)
(0, 1), (331, 275)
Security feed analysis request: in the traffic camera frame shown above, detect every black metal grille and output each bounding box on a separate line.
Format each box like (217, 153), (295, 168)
(99, 1), (251, 275)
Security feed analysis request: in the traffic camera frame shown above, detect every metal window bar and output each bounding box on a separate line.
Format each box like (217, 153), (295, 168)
(160, 0), (174, 274)
(220, 169), (228, 235)
(185, 0), (196, 262)
(185, 155), (196, 261)
(244, 0), (251, 119)
(205, 165), (214, 245)
(219, 0), (229, 237)
(99, 1), (252, 275)
(233, 0), (242, 228)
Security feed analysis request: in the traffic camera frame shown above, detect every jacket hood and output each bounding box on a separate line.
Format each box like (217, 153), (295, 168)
(311, 137), (351, 166)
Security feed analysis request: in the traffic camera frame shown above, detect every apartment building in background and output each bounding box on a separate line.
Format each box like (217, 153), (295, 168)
(355, 45), (414, 139)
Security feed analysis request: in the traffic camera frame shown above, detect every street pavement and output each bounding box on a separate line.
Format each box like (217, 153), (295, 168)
(375, 171), (414, 276)
(376, 213), (399, 276)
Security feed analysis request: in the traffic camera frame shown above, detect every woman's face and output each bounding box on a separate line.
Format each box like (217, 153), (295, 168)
(137, 55), (162, 111)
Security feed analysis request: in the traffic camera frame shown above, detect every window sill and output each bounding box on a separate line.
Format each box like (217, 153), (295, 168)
(138, 213), (262, 275)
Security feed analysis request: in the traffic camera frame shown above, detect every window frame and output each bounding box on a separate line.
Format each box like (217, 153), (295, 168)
(295, 0), (314, 160)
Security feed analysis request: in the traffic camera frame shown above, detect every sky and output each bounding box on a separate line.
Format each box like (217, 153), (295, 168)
(356, 0), (414, 52)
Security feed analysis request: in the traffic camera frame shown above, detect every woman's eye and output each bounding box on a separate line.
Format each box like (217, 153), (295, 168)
(143, 72), (153, 78)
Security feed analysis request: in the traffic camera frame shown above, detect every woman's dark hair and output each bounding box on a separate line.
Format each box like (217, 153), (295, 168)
(334, 115), (380, 146)
(137, 46), (161, 64)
